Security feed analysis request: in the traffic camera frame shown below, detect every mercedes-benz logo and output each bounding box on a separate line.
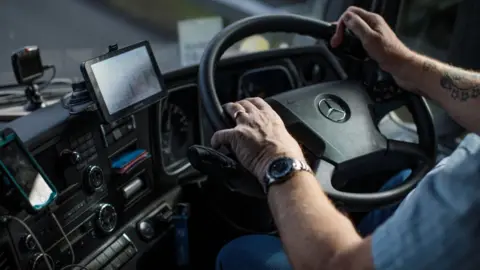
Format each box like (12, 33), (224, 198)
(318, 98), (349, 123)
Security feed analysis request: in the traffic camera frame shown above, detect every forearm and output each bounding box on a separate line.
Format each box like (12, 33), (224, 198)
(268, 171), (369, 270)
(396, 52), (480, 133)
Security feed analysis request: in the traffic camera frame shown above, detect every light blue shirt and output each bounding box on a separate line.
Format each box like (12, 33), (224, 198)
(373, 133), (480, 270)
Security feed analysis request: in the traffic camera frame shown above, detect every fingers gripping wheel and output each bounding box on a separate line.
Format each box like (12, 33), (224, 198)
(328, 28), (368, 60)
(198, 14), (437, 211)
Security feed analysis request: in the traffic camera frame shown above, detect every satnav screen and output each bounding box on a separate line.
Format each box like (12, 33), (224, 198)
(91, 46), (163, 115)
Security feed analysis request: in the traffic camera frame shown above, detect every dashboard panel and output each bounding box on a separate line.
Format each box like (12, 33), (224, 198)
(160, 84), (200, 175)
(0, 45), (342, 270)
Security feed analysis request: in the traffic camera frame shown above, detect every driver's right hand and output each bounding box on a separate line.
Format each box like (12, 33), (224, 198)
(211, 98), (305, 183)
(331, 6), (414, 83)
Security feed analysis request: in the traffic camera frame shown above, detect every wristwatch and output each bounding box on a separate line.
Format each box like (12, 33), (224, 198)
(264, 157), (313, 193)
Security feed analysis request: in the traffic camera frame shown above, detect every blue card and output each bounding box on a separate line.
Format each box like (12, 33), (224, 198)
(111, 149), (147, 169)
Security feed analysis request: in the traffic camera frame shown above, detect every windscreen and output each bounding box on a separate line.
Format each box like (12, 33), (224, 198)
(91, 46), (163, 115)
(0, 139), (54, 209)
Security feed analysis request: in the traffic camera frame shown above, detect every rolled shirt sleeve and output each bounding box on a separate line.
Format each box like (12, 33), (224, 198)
(372, 133), (480, 270)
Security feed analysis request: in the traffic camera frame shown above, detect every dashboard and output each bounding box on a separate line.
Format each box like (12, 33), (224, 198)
(0, 45), (341, 270)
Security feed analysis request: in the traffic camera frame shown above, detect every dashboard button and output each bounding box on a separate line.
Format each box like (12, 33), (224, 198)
(103, 247), (115, 260)
(110, 258), (123, 269)
(112, 129), (122, 140)
(110, 240), (123, 253)
(86, 139), (95, 147)
(103, 264), (116, 270)
(81, 152), (90, 160)
(103, 265), (115, 270)
(125, 246), (136, 257)
(78, 143), (88, 152)
(87, 147), (96, 155)
(96, 253), (109, 265)
(116, 252), (129, 264)
(116, 235), (128, 248)
(70, 139), (79, 149)
(60, 149), (82, 166)
(86, 259), (102, 270)
(137, 220), (155, 241)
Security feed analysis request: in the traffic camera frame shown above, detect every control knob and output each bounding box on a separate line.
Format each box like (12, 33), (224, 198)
(84, 165), (104, 193)
(60, 149), (82, 166)
(137, 220), (155, 241)
(96, 204), (117, 234)
(30, 253), (54, 270)
(21, 234), (36, 251)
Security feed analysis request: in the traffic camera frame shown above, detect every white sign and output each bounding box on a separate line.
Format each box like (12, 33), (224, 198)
(178, 17), (223, 67)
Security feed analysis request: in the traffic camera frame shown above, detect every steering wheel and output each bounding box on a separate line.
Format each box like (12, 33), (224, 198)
(198, 14), (436, 211)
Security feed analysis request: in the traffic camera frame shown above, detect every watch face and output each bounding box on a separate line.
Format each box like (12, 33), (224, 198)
(269, 158), (293, 179)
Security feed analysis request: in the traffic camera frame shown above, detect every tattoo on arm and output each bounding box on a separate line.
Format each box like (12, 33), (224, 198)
(440, 70), (480, 102)
(419, 59), (480, 101)
(422, 61), (436, 72)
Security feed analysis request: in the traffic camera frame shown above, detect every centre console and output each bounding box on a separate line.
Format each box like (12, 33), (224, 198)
(0, 41), (181, 270)
(0, 107), (180, 270)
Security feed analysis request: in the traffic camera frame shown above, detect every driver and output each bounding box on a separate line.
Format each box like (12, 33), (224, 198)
(214, 6), (480, 270)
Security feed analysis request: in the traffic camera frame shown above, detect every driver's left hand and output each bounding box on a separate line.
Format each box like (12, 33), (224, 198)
(211, 97), (305, 181)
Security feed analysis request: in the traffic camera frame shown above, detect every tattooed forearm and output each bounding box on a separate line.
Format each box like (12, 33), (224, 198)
(418, 59), (480, 101)
(440, 71), (480, 102)
(422, 61), (436, 72)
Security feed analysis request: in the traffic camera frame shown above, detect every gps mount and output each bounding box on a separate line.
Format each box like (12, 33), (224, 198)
(61, 80), (97, 115)
(62, 44), (121, 116)
(11, 46), (53, 112)
(24, 83), (45, 111)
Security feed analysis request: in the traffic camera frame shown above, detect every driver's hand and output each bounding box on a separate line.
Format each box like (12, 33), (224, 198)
(211, 98), (305, 181)
(331, 6), (414, 76)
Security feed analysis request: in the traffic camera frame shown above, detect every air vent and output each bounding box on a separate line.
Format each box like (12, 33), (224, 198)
(0, 244), (15, 270)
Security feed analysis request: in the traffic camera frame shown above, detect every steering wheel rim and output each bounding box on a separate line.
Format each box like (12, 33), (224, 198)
(198, 14), (436, 211)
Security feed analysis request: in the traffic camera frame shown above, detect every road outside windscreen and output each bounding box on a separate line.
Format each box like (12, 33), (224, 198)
(0, 0), (180, 84)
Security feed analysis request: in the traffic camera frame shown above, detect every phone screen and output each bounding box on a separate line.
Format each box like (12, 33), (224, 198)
(0, 137), (55, 209)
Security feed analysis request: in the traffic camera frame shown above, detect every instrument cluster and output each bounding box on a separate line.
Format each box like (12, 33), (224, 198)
(160, 84), (199, 175)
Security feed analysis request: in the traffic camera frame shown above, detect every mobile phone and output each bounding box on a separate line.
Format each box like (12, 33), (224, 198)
(0, 130), (57, 212)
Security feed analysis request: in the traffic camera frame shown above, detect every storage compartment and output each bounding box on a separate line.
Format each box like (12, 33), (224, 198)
(119, 170), (152, 208)
(107, 139), (153, 207)
(109, 140), (151, 177)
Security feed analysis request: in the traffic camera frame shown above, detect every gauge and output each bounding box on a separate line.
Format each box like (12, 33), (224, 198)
(241, 81), (268, 99)
(161, 101), (194, 172)
(237, 66), (295, 99)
